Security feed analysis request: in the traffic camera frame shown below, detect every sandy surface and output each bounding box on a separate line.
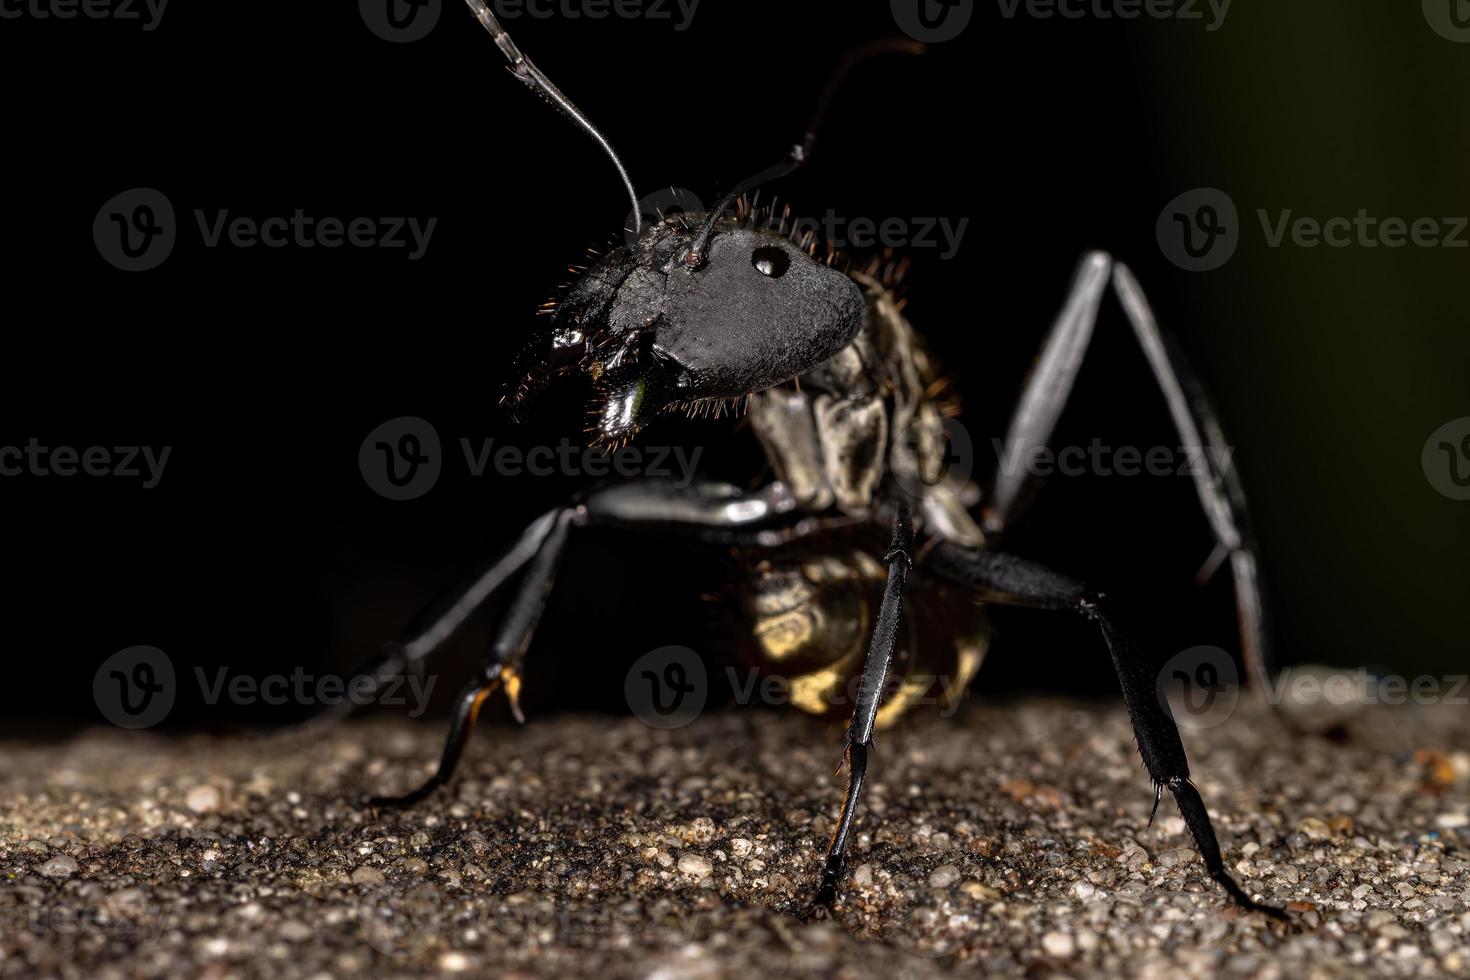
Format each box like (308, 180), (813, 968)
(2, 697), (1468, 979)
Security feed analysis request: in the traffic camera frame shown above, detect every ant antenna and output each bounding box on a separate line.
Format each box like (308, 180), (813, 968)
(681, 38), (927, 270)
(462, 0), (643, 235)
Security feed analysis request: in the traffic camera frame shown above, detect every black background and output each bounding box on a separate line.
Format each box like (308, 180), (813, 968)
(2, 0), (1466, 729)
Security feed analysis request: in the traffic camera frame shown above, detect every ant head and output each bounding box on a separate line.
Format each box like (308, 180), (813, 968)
(504, 203), (865, 446)
(469, 8), (919, 444)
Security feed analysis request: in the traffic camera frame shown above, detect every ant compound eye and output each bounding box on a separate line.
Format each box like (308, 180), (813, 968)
(751, 246), (790, 278)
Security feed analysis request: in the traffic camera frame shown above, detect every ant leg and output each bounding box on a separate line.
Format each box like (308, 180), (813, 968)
(986, 253), (1273, 691)
(371, 509), (576, 807)
(294, 508), (565, 734)
(369, 479), (800, 806)
(813, 502), (912, 906)
(924, 540), (1287, 919)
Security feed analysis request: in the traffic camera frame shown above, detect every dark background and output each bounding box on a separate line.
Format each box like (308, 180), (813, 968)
(1, 0), (1466, 728)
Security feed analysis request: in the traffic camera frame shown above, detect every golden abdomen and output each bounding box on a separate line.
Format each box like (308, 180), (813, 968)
(739, 545), (987, 728)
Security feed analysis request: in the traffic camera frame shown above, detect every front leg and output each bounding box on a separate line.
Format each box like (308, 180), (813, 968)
(814, 501), (912, 905)
(370, 479), (800, 807)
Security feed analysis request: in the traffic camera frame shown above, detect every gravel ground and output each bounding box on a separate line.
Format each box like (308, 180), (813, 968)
(2, 697), (1468, 979)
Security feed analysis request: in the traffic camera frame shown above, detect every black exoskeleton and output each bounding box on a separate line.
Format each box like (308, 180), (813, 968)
(340, 1), (1289, 921)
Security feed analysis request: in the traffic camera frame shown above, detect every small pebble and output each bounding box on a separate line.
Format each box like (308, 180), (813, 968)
(928, 864), (960, 888)
(438, 952), (472, 972)
(351, 866), (385, 886)
(1042, 931), (1076, 958)
(677, 854), (713, 880)
(186, 785), (222, 814)
(40, 855), (78, 878)
(1297, 817), (1331, 840)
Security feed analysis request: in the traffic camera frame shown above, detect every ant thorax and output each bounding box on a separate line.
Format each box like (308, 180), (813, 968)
(748, 271), (985, 549)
